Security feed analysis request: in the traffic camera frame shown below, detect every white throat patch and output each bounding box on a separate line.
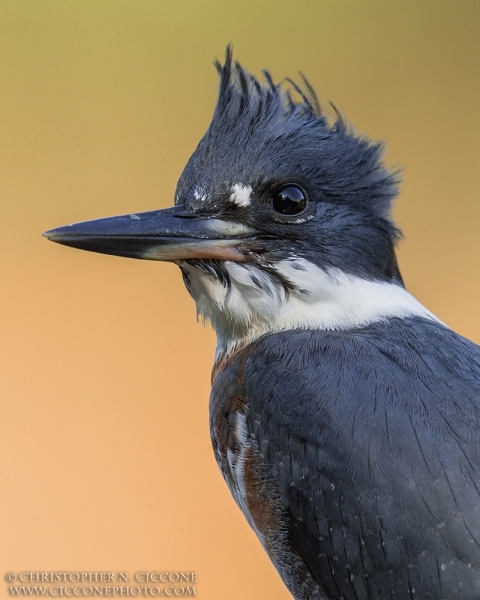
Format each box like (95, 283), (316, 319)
(179, 257), (441, 361)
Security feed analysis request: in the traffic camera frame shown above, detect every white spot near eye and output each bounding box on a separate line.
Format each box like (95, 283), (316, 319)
(193, 187), (207, 202)
(230, 183), (252, 207)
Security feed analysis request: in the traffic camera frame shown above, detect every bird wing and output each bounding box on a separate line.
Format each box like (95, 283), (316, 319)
(243, 318), (480, 600)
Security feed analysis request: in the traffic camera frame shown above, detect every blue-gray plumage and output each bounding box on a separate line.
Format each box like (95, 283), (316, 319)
(212, 320), (480, 599)
(44, 47), (480, 599)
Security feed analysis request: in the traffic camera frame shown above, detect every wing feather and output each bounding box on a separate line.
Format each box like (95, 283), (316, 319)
(244, 317), (480, 599)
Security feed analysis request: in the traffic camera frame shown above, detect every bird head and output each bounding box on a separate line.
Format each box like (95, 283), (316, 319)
(45, 48), (422, 357)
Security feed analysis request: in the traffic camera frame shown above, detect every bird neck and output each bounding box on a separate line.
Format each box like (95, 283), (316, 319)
(178, 257), (441, 364)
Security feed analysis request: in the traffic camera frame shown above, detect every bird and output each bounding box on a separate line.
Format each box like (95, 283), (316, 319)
(44, 47), (480, 600)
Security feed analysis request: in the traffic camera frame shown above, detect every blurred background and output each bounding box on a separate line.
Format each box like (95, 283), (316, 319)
(1, 1), (479, 598)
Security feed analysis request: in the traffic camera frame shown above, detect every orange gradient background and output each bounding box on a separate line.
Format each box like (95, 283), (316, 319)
(1, 2), (480, 598)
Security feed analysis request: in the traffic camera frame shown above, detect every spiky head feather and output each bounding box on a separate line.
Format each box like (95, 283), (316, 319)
(175, 47), (402, 284)
(178, 46), (400, 231)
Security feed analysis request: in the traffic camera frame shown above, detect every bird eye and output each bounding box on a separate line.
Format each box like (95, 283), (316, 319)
(272, 185), (307, 215)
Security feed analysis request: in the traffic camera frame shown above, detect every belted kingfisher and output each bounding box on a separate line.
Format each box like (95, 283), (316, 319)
(44, 48), (480, 599)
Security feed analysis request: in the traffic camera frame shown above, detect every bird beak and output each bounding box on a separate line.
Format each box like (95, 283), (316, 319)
(43, 206), (257, 263)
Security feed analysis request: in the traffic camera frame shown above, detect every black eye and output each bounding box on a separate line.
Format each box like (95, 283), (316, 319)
(272, 185), (307, 215)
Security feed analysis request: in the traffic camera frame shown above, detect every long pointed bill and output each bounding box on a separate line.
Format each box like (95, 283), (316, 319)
(43, 206), (258, 262)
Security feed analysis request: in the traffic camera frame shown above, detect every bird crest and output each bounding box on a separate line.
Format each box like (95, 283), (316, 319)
(176, 45), (400, 237)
